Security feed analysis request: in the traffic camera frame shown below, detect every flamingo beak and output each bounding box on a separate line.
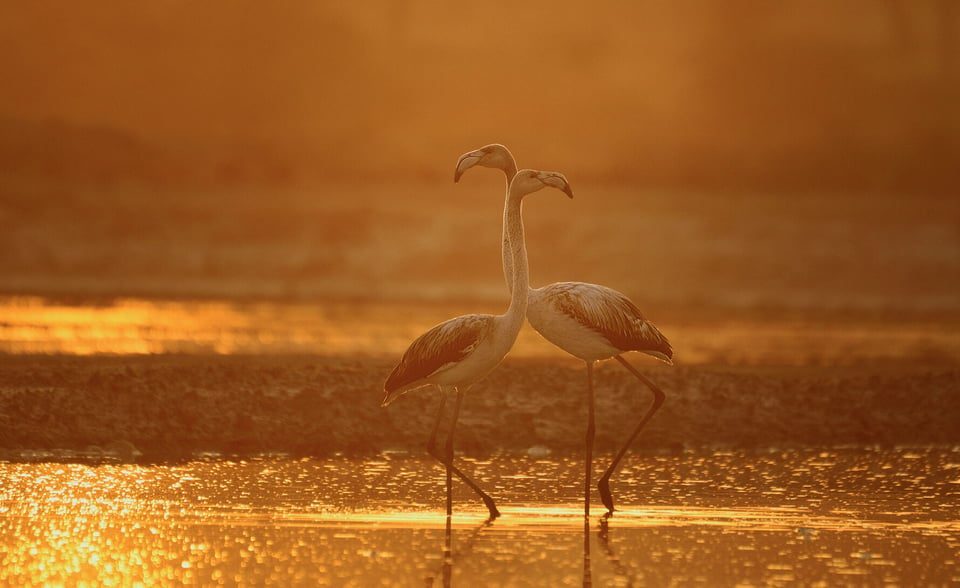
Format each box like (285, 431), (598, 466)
(542, 173), (574, 199)
(454, 152), (484, 183)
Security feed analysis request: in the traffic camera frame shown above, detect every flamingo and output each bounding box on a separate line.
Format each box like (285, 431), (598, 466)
(382, 168), (574, 521)
(455, 143), (672, 518)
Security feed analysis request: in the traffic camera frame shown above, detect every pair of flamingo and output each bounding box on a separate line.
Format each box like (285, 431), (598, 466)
(382, 144), (672, 520)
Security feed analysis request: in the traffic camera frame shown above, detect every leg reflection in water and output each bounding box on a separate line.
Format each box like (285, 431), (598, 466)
(598, 518), (636, 585)
(426, 517), (494, 587)
(424, 517), (635, 586)
(583, 518), (593, 587)
(442, 515), (453, 588)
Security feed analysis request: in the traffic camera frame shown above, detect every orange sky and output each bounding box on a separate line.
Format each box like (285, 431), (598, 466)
(1, 1), (957, 189)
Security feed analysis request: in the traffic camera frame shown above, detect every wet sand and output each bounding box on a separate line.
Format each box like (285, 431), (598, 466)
(1, 352), (957, 461)
(0, 294), (957, 460)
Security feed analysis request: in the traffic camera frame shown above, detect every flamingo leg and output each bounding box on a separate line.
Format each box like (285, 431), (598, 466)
(426, 388), (454, 517)
(426, 387), (501, 520)
(444, 388), (465, 517)
(597, 354), (666, 516)
(584, 361), (596, 518)
(427, 387), (449, 453)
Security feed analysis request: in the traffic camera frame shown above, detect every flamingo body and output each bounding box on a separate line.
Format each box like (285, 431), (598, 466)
(527, 282), (672, 364)
(384, 313), (505, 403)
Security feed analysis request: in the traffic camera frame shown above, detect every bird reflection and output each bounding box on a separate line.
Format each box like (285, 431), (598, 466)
(424, 515), (636, 586)
(598, 518), (635, 586)
(582, 518), (592, 587)
(426, 516), (494, 587)
(441, 515), (453, 588)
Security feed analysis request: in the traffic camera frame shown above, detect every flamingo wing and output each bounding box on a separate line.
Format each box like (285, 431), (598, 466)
(547, 282), (673, 363)
(384, 314), (492, 396)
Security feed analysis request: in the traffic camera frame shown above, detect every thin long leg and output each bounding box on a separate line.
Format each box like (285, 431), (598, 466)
(444, 388), (466, 517)
(426, 387), (501, 520)
(598, 354), (666, 516)
(427, 388), (455, 518)
(446, 446), (453, 520)
(584, 361), (596, 518)
(427, 388), (449, 452)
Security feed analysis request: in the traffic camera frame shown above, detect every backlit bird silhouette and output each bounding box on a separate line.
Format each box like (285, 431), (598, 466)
(456, 144), (672, 517)
(383, 168), (574, 520)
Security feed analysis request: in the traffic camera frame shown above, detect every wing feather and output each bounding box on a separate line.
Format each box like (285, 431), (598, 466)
(384, 314), (491, 394)
(548, 282), (673, 362)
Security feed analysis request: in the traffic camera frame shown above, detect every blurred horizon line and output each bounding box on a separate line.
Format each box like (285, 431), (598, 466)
(1, 113), (957, 197)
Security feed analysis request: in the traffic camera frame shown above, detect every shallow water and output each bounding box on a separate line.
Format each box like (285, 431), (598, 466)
(2, 447), (958, 586)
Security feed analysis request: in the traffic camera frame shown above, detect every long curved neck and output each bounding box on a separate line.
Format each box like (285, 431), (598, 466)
(499, 160), (519, 294)
(501, 191), (529, 331)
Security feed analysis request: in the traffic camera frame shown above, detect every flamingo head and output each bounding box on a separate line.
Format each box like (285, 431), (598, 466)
(454, 143), (515, 182)
(509, 169), (574, 200)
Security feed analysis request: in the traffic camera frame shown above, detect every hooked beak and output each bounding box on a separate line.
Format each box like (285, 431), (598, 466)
(454, 151), (484, 183)
(380, 390), (393, 407)
(542, 173), (574, 199)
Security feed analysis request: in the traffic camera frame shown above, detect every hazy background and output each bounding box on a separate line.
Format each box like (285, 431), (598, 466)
(1, 1), (958, 319)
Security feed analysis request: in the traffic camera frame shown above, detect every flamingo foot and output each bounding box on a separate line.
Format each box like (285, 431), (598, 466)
(598, 474), (616, 517)
(426, 443), (500, 520)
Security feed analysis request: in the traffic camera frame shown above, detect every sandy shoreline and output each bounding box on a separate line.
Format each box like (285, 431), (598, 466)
(1, 353), (956, 462)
